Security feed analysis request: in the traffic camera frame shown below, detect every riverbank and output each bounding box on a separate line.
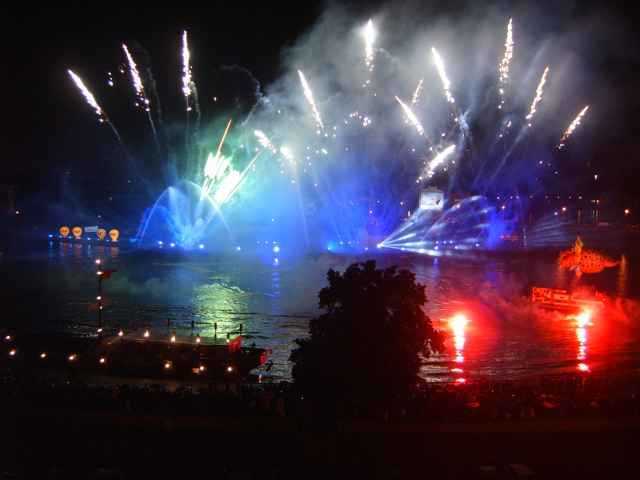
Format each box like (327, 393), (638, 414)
(4, 370), (640, 478)
(6, 407), (638, 479)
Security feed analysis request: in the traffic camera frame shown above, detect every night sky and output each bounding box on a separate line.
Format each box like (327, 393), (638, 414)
(3, 1), (640, 199)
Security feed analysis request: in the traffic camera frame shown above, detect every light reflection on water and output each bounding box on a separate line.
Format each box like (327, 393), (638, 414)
(4, 243), (640, 381)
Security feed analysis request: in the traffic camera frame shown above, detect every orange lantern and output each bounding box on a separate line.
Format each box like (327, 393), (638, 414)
(72, 226), (83, 239)
(59, 226), (70, 238)
(108, 229), (120, 242)
(96, 228), (107, 241)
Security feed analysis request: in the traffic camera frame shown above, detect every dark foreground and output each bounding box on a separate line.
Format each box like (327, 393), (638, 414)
(3, 371), (640, 479)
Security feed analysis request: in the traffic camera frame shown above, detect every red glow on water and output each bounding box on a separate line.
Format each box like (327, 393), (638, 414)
(568, 308), (593, 328)
(577, 363), (590, 373)
(569, 307), (595, 371)
(449, 313), (469, 364)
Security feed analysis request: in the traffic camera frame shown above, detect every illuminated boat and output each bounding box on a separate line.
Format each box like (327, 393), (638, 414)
(1, 329), (268, 381)
(530, 286), (604, 312)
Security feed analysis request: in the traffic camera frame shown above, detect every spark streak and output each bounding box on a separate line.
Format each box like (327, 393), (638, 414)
(498, 18), (514, 110)
(297, 70), (324, 130)
(181, 30), (193, 110)
(216, 119), (233, 158)
(432, 47), (455, 104)
(254, 130), (277, 153)
(279, 145), (294, 162)
(558, 105), (589, 150)
(122, 44), (150, 111)
(68, 70), (105, 120)
(68, 69), (123, 144)
(525, 66), (549, 126)
(395, 96), (424, 136)
(411, 79), (424, 105)
(122, 44), (159, 145)
(425, 144), (455, 178)
(362, 19), (377, 70)
(202, 119), (234, 200)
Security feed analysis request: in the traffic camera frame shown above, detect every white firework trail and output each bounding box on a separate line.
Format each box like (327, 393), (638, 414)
(525, 66), (549, 126)
(122, 44), (159, 145)
(68, 69), (105, 120)
(411, 79), (424, 105)
(67, 69), (123, 144)
(432, 47), (455, 104)
(181, 30), (201, 138)
(122, 44), (149, 110)
(297, 69), (324, 130)
(181, 30), (193, 108)
(362, 19), (377, 71)
(395, 96), (424, 136)
(202, 119), (233, 197)
(558, 105), (589, 150)
(216, 119), (233, 158)
(498, 18), (514, 110)
(425, 144), (456, 178)
(254, 130), (277, 153)
(279, 145), (294, 162)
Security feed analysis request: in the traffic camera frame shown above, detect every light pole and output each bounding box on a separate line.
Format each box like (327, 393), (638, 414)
(96, 259), (103, 329)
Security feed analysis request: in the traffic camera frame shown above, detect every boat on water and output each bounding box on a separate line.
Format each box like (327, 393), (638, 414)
(1, 329), (268, 381)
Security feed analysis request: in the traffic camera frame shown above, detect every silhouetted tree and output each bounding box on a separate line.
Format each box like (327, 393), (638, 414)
(290, 260), (443, 412)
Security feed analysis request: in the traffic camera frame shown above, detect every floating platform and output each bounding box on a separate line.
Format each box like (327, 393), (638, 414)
(530, 287), (604, 312)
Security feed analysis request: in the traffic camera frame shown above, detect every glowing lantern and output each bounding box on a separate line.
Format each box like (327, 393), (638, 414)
(40, 352), (47, 359)
(72, 226), (83, 239)
(68, 354), (77, 361)
(99, 357), (106, 364)
(108, 229), (120, 242)
(97, 228), (107, 241)
(59, 226), (70, 238)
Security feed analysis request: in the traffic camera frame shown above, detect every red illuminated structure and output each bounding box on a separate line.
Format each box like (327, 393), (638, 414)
(531, 287), (603, 312)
